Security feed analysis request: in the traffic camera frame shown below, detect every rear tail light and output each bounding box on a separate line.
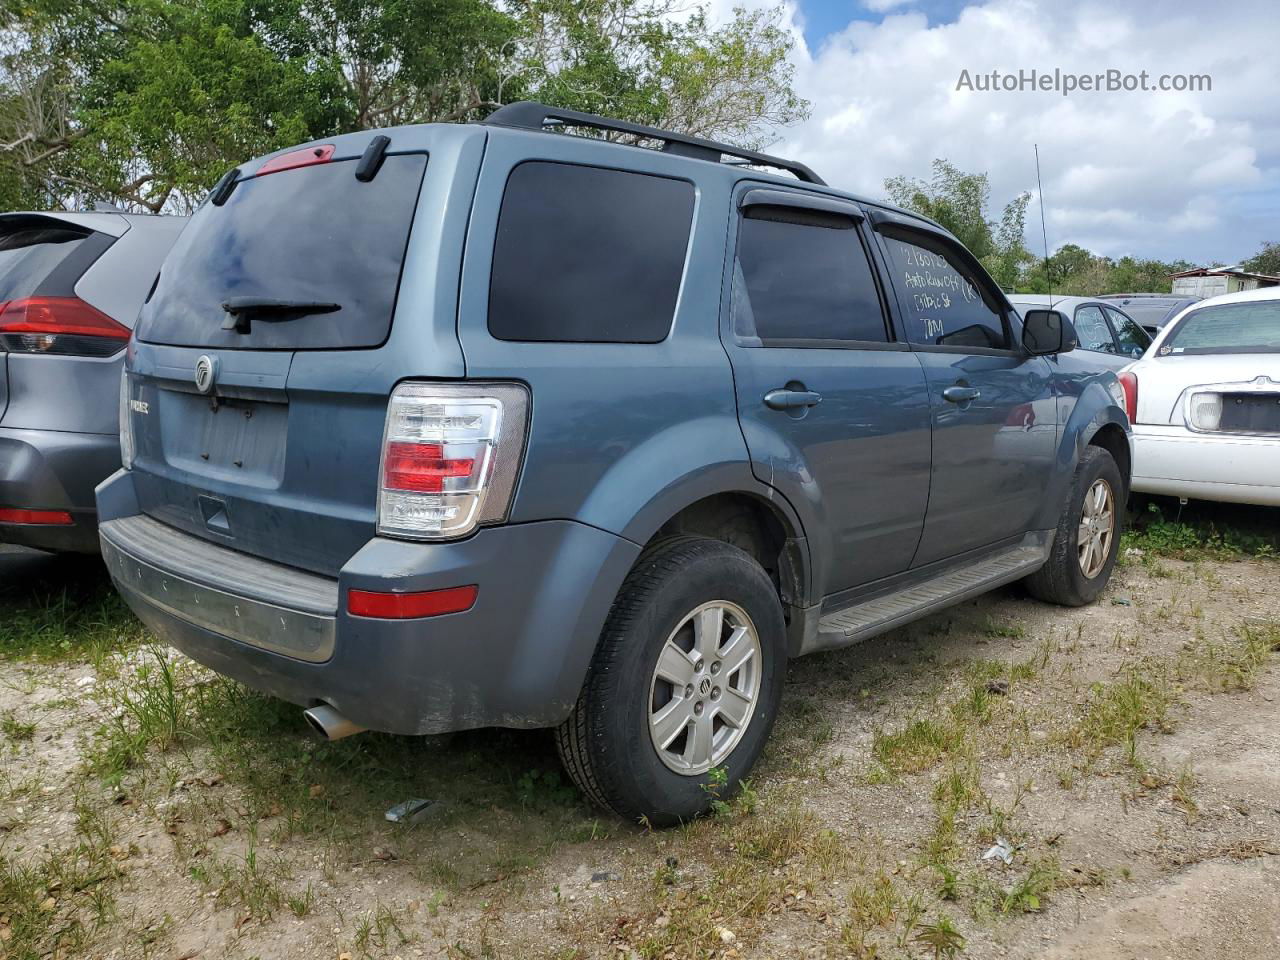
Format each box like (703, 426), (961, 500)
(1117, 372), (1139, 423)
(1187, 391), (1223, 432)
(377, 382), (529, 541)
(119, 368), (135, 469)
(0, 508), (73, 525)
(0, 297), (130, 357)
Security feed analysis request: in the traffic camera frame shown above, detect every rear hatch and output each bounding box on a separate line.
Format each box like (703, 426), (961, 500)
(126, 134), (466, 576)
(0, 215), (122, 425)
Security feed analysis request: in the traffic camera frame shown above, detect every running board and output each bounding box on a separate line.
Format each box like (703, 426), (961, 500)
(808, 533), (1052, 654)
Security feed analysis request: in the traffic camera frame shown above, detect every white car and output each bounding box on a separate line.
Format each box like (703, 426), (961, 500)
(1121, 287), (1280, 507)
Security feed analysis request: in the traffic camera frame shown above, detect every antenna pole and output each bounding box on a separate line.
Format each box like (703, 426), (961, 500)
(1035, 144), (1052, 303)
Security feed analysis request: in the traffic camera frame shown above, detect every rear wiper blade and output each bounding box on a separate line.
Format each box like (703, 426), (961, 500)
(220, 297), (341, 333)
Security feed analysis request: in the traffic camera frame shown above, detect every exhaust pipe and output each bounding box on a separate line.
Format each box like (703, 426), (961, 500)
(303, 704), (366, 741)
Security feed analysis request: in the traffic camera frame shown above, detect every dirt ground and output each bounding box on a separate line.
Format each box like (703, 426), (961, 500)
(2, 512), (1279, 960)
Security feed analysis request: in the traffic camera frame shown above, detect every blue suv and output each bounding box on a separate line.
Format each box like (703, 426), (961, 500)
(98, 103), (1130, 824)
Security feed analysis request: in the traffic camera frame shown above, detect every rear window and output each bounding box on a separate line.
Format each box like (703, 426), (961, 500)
(0, 223), (94, 300)
(137, 155), (427, 350)
(1116, 302), (1178, 327)
(488, 161), (695, 343)
(1161, 301), (1280, 355)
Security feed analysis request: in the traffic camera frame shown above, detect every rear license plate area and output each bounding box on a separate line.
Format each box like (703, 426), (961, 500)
(160, 392), (288, 486)
(1220, 393), (1280, 435)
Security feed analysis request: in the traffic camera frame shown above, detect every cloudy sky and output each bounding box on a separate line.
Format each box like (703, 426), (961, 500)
(711, 0), (1278, 266)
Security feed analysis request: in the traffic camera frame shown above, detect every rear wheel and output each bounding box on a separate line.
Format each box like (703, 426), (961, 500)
(556, 537), (786, 826)
(1025, 445), (1124, 606)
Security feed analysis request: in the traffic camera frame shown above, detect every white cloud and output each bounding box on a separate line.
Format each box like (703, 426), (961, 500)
(861, 0), (918, 12)
(755, 0), (1279, 264)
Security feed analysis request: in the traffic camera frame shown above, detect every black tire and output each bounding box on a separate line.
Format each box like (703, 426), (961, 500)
(1024, 445), (1125, 607)
(555, 537), (786, 826)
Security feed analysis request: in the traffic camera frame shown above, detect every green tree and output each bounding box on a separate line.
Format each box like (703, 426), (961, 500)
(1242, 241), (1280, 276)
(885, 158), (1035, 288)
(511, 0), (807, 149)
(1, 0), (809, 211)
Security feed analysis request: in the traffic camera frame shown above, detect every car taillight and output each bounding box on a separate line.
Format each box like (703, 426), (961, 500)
(0, 508), (73, 525)
(0, 297), (130, 357)
(377, 382), (529, 541)
(1187, 391), (1223, 432)
(1117, 372), (1138, 423)
(119, 368), (135, 469)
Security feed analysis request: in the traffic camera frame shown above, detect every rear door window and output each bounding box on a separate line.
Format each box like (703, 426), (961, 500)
(488, 161), (695, 343)
(880, 233), (1009, 349)
(732, 210), (889, 344)
(136, 155), (427, 350)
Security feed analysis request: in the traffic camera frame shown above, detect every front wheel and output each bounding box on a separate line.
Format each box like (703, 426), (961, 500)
(1024, 445), (1124, 606)
(555, 537), (786, 826)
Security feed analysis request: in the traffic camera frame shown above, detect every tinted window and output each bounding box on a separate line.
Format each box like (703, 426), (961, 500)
(1105, 307), (1150, 357)
(733, 211), (888, 343)
(137, 155), (428, 350)
(1162, 301), (1280, 354)
(1072, 305), (1116, 353)
(882, 234), (1008, 348)
(0, 224), (93, 300)
(488, 162), (694, 343)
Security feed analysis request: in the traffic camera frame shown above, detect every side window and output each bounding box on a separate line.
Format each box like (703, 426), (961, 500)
(733, 208), (889, 343)
(1072, 305), (1116, 353)
(1105, 307), (1151, 358)
(488, 161), (695, 343)
(880, 233), (1008, 349)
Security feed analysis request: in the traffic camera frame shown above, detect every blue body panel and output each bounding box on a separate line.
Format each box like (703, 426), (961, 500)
(99, 118), (1132, 735)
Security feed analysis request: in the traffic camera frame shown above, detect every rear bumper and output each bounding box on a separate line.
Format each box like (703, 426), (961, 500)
(1130, 425), (1280, 506)
(96, 469), (641, 735)
(0, 426), (119, 552)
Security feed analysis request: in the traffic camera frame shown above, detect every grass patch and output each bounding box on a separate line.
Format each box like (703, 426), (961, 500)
(0, 556), (141, 663)
(629, 801), (844, 959)
(1069, 666), (1174, 767)
(0, 797), (122, 959)
(1124, 500), (1279, 561)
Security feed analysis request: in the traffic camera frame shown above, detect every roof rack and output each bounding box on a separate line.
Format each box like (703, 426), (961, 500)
(483, 101), (825, 186)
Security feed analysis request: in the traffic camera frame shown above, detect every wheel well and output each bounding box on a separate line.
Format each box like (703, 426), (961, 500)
(650, 493), (805, 610)
(1089, 423), (1131, 488)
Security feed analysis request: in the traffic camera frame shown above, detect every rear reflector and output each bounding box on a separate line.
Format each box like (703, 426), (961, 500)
(0, 297), (130, 357)
(347, 585), (478, 620)
(0, 508), (74, 525)
(257, 144), (335, 177)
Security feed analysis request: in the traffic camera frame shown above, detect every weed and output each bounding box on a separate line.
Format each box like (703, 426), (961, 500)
(1070, 666), (1174, 767)
(999, 857), (1062, 913)
(353, 903), (410, 958)
(914, 914), (966, 959)
(873, 717), (963, 774)
(1, 709), (36, 742)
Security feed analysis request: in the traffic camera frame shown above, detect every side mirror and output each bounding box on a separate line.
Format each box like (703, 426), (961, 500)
(1022, 309), (1076, 356)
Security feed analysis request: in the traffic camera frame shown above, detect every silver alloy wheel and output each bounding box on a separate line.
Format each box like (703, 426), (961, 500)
(1077, 478), (1116, 579)
(647, 600), (762, 776)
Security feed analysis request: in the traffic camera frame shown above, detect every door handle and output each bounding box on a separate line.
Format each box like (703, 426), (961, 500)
(942, 385), (981, 404)
(763, 388), (823, 411)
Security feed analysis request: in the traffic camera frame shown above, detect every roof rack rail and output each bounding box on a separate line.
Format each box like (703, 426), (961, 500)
(483, 101), (825, 186)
